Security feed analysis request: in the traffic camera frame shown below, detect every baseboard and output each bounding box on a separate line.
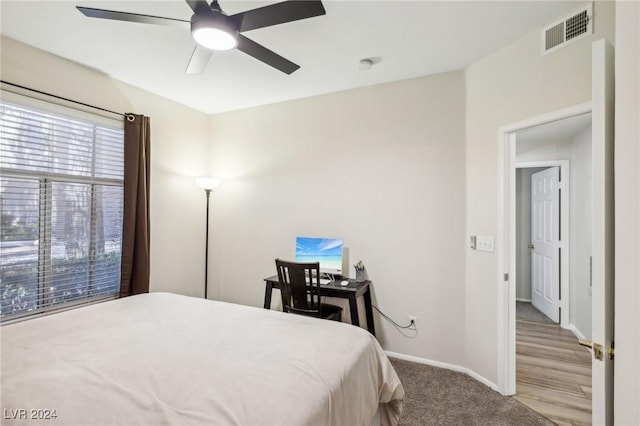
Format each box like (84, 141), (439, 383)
(385, 351), (498, 392)
(567, 324), (586, 341)
(516, 298), (532, 302)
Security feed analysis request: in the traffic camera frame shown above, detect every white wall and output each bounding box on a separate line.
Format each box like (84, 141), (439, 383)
(614, 1), (640, 424)
(464, 1), (614, 383)
(569, 126), (592, 338)
(0, 36), (212, 298)
(515, 126), (592, 338)
(206, 71), (467, 365)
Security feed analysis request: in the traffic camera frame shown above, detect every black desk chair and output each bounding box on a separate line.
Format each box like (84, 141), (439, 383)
(275, 258), (342, 322)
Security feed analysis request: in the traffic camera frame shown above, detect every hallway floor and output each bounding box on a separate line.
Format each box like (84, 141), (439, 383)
(515, 319), (592, 425)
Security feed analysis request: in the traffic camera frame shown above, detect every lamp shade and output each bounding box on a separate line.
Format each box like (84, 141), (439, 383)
(196, 177), (222, 190)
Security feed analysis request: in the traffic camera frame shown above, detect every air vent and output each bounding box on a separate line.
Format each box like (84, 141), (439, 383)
(542, 3), (592, 55)
(545, 22), (565, 51)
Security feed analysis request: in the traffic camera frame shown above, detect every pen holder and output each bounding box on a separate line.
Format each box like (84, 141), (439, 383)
(355, 269), (365, 282)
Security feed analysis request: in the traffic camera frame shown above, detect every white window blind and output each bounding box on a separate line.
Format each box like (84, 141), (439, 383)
(0, 91), (124, 322)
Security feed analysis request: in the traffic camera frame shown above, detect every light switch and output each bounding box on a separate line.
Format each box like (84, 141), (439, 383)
(476, 236), (495, 253)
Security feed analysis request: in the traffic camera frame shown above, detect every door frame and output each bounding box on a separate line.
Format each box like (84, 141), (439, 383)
(516, 161), (570, 328)
(496, 102), (591, 395)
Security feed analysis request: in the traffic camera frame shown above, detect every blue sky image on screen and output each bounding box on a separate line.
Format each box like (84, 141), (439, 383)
(295, 237), (343, 274)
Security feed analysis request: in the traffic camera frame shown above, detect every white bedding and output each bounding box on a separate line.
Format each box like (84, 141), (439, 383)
(1, 292), (404, 425)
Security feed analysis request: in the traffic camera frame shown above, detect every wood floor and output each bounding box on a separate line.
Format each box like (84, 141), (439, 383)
(515, 319), (592, 425)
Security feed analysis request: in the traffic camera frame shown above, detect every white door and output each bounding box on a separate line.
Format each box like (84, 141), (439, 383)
(591, 39), (614, 426)
(530, 166), (560, 322)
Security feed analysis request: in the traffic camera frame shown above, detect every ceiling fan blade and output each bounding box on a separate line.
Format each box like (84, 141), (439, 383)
(185, 0), (214, 16)
(231, 1), (325, 33)
(76, 6), (188, 28)
(185, 45), (213, 74)
(236, 34), (299, 74)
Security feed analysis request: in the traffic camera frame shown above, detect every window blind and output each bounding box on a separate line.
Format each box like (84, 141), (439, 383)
(0, 92), (124, 321)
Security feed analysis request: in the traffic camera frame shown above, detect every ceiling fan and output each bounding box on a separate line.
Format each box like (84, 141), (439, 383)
(76, 0), (326, 74)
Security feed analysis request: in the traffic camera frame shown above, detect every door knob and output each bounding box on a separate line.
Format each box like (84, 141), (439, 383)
(528, 243), (535, 249)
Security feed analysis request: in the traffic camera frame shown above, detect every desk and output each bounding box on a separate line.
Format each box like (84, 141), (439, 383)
(263, 276), (375, 337)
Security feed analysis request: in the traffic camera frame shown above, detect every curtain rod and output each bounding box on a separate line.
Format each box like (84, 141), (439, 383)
(1, 80), (126, 118)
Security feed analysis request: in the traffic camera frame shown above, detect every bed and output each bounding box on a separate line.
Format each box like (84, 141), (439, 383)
(1, 292), (404, 425)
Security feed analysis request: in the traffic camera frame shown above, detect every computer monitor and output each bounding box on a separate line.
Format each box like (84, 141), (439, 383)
(294, 236), (343, 276)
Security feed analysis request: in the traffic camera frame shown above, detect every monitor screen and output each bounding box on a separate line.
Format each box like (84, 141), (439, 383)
(294, 236), (343, 275)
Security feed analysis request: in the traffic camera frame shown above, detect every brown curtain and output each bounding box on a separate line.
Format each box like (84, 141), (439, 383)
(120, 114), (150, 297)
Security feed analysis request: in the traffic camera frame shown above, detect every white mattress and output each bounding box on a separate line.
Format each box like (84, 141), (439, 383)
(1, 292), (404, 425)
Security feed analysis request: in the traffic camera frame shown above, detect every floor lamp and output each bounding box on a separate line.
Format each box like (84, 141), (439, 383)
(196, 177), (221, 299)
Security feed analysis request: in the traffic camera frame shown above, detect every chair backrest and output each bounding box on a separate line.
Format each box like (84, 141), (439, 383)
(275, 258), (322, 318)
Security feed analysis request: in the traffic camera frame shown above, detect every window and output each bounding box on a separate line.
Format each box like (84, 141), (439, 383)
(0, 92), (124, 322)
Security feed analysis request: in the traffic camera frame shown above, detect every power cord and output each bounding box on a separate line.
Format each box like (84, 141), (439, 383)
(372, 305), (416, 330)
(317, 298), (416, 331)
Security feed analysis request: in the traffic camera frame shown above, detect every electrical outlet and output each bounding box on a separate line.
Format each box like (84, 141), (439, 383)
(408, 315), (417, 330)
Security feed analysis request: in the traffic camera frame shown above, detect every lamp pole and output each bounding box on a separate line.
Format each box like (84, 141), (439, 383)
(195, 177), (221, 300)
(204, 188), (211, 299)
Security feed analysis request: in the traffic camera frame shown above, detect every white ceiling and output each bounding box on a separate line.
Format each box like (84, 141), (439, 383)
(1, 1), (582, 114)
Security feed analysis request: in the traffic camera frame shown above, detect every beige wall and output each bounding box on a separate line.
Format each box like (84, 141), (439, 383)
(464, 1), (614, 383)
(206, 71), (467, 365)
(614, 1), (640, 424)
(0, 36), (212, 298)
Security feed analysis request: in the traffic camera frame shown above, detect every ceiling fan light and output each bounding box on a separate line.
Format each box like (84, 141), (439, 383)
(193, 27), (237, 50)
(191, 14), (238, 51)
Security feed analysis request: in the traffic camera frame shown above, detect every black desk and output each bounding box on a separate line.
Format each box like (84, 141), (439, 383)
(262, 276), (376, 337)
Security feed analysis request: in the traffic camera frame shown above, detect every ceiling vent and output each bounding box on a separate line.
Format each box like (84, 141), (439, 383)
(542, 3), (592, 55)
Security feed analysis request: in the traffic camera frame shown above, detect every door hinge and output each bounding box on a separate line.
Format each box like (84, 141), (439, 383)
(504, 273), (509, 282)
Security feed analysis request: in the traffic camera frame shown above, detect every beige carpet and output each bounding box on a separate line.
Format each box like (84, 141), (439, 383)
(516, 301), (556, 324)
(390, 358), (554, 426)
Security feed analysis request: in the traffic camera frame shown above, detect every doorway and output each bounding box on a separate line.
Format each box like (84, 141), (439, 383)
(495, 101), (592, 397)
(510, 115), (593, 423)
(513, 113), (593, 338)
(515, 163), (569, 328)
